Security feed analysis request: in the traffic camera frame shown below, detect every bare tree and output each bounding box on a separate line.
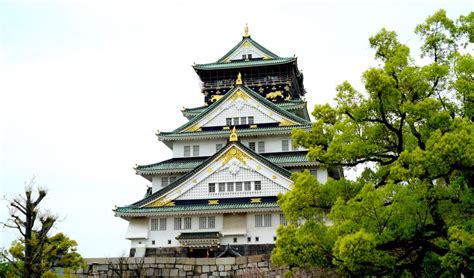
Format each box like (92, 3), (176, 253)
(1, 179), (56, 277)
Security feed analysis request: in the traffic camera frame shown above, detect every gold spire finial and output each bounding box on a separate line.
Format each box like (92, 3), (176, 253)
(244, 23), (249, 37)
(236, 72), (243, 85)
(229, 127), (238, 142)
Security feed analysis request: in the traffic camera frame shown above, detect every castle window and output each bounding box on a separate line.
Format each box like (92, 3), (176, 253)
(248, 54), (252, 59)
(168, 240), (171, 245)
(152, 240), (155, 245)
(255, 236), (259, 242)
(256, 214), (272, 227)
(235, 182), (243, 191)
(233, 238), (238, 243)
(199, 217), (207, 229)
(244, 181), (251, 191)
(248, 142), (256, 151)
(218, 182), (225, 192)
(233, 117), (239, 125)
(216, 144), (223, 152)
(193, 145), (200, 156)
(240, 117), (247, 125)
(248, 116), (254, 124)
(257, 141), (265, 153)
(280, 214), (287, 226)
(208, 216), (215, 229)
(184, 217), (192, 229)
(161, 177), (169, 187)
(254, 181), (262, 191)
(174, 217), (182, 230)
(242, 54), (247, 60)
(226, 118), (232, 126)
(282, 140), (289, 151)
(151, 219), (159, 231)
(184, 146), (190, 157)
(209, 183), (216, 193)
(273, 236), (277, 241)
(227, 182), (234, 192)
(247, 237), (251, 242)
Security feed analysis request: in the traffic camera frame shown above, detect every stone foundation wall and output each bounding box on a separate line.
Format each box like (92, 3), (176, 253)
(73, 255), (340, 277)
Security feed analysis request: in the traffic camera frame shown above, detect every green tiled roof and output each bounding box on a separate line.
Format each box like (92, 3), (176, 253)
(115, 202), (279, 216)
(158, 124), (311, 141)
(130, 142), (292, 208)
(136, 151), (318, 175)
(176, 232), (221, 240)
(193, 57), (296, 70)
(166, 85), (310, 136)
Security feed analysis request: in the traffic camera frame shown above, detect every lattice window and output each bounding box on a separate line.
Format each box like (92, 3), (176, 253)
(150, 219), (159, 231)
(208, 216), (215, 229)
(227, 182), (234, 192)
(235, 182), (243, 191)
(264, 214), (272, 227)
(280, 214), (287, 226)
(244, 181), (251, 191)
(174, 217), (182, 230)
(218, 182), (225, 192)
(254, 181), (262, 191)
(161, 177), (169, 187)
(226, 118), (232, 126)
(184, 146), (190, 157)
(258, 141), (265, 153)
(240, 117), (247, 125)
(249, 142), (256, 151)
(233, 117), (239, 126)
(248, 116), (254, 124)
(184, 217), (192, 230)
(255, 214), (263, 227)
(199, 217), (207, 229)
(282, 140), (289, 152)
(209, 183), (215, 193)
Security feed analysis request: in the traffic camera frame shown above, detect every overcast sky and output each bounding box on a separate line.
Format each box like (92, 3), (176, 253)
(0, 0), (471, 258)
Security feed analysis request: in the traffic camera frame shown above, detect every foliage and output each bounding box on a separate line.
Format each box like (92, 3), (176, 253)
(1, 182), (84, 277)
(272, 10), (474, 277)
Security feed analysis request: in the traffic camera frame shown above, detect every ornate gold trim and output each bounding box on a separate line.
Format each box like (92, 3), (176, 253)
(208, 200), (219, 205)
(250, 198), (262, 203)
(229, 127), (238, 142)
(220, 146), (248, 166)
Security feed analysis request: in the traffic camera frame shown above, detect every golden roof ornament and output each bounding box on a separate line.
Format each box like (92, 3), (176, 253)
(229, 127), (238, 142)
(236, 72), (243, 85)
(244, 23), (249, 37)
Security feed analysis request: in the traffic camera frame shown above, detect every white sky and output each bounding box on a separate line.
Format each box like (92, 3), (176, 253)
(0, 0), (471, 257)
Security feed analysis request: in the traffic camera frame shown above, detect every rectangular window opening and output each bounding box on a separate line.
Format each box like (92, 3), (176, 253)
(209, 183), (216, 193)
(193, 145), (200, 157)
(254, 181), (262, 191)
(184, 146), (190, 157)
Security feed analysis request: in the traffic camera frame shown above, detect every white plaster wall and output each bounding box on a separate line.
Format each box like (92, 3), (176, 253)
(227, 43), (267, 61)
(172, 136), (305, 158)
(172, 140), (226, 158)
(151, 174), (182, 194)
(130, 213), (282, 248)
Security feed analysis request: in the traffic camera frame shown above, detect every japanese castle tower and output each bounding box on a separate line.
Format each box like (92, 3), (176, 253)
(115, 26), (340, 257)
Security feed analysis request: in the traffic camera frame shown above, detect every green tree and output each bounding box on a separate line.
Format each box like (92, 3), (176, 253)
(272, 10), (473, 277)
(1, 181), (84, 277)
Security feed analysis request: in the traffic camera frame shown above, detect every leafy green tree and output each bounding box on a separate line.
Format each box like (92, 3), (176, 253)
(1, 181), (84, 277)
(272, 10), (473, 277)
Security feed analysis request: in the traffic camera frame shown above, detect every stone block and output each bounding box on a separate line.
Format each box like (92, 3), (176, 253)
(218, 265), (224, 271)
(195, 265), (202, 273)
(216, 257), (235, 265)
(200, 274), (208, 278)
(157, 257), (176, 264)
(86, 258), (108, 264)
(224, 265), (231, 271)
(162, 268), (170, 276)
(235, 256), (247, 265)
(196, 258), (216, 265)
(144, 257), (155, 264)
(210, 265), (217, 271)
(184, 265), (193, 271)
(219, 272), (227, 277)
(258, 261), (269, 267)
(158, 263), (165, 268)
(232, 265), (238, 270)
(146, 268), (155, 276)
(248, 255), (263, 263)
(96, 264), (108, 271)
(166, 264), (174, 268)
(176, 264), (184, 269)
(202, 265), (210, 273)
(178, 269), (186, 277)
(177, 257), (196, 265)
(170, 269), (179, 276)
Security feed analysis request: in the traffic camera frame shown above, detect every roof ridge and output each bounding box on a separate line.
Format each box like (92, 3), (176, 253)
(215, 36), (280, 64)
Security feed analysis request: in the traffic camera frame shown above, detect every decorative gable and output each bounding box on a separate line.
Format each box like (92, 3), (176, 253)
(223, 39), (271, 62)
(141, 144), (292, 208)
(182, 88), (303, 132)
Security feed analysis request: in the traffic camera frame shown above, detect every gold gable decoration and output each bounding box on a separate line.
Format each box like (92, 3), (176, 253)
(279, 119), (297, 126)
(236, 72), (243, 85)
(244, 23), (249, 38)
(221, 146), (248, 166)
(230, 90), (249, 102)
(229, 127), (238, 142)
(146, 198), (175, 207)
